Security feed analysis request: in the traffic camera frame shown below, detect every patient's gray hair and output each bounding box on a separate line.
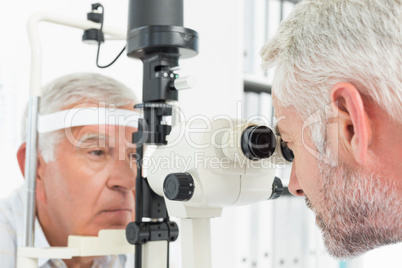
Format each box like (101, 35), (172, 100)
(22, 72), (138, 162)
(260, 0), (402, 153)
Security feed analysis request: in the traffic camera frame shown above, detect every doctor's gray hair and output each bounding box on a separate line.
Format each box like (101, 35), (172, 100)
(260, 0), (402, 153)
(21, 72), (138, 162)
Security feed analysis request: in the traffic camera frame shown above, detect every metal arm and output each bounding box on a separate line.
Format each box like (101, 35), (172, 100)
(124, 1), (198, 267)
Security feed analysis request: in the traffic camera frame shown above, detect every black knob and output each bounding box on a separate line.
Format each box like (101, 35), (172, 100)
(126, 222), (149, 245)
(163, 173), (195, 201)
(269, 177), (284, 200)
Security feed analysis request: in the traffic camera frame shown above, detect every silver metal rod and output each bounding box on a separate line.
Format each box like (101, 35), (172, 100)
(23, 96), (40, 247)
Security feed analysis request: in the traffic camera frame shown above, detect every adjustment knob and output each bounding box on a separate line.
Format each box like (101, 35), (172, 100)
(163, 173), (195, 201)
(125, 222), (149, 245)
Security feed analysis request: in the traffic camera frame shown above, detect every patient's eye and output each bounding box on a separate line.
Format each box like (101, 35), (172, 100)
(129, 152), (138, 160)
(89, 149), (106, 158)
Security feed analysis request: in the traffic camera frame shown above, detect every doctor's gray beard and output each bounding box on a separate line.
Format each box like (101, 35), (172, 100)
(305, 162), (402, 259)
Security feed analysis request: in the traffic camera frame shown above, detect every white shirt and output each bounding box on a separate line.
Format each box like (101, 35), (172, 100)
(0, 185), (134, 267)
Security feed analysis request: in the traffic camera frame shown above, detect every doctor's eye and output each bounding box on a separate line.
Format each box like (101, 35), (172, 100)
(281, 140), (288, 148)
(280, 139), (294, 162)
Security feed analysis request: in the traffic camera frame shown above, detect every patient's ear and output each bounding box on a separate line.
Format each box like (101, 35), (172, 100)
(17, 143), (26, 177)
(330, 82), (372, 164)
(16, 143), (47, 203)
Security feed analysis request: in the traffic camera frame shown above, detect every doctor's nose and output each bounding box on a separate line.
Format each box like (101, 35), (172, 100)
(287, 162), (304, 197)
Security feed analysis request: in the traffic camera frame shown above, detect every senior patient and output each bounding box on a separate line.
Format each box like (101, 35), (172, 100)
(0, 73), (138, 267)
(261, 0), (402, 259)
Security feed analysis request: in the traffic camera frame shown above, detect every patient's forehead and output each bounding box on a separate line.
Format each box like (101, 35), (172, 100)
(59, 101), (137, 145)
(69, 124), (137, 146)
(63, 101), (134, 109)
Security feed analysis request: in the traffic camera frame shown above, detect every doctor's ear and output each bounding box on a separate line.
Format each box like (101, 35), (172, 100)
(330, 82), (373, 164)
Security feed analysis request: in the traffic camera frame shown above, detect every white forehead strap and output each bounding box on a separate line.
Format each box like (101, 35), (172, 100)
(38, 108), (140, 133)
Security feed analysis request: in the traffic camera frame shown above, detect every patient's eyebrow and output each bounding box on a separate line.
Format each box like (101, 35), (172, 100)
(75, 133), (108, 149)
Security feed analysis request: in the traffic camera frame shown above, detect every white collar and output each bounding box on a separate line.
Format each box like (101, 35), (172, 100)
(33, 218), (51, 267)
(34, 219), (128, 267)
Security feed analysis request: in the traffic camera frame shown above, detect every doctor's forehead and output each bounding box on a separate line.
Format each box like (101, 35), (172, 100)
(273, 104), (302, 130)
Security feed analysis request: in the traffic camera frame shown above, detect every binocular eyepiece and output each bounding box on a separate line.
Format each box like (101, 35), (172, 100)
(221, 123), (295, 163)
(241, 126), (276, 160)
(225, 124), (294, 163)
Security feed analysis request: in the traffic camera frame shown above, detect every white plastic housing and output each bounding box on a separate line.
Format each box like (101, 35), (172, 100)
(147, 118), (281, 219)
